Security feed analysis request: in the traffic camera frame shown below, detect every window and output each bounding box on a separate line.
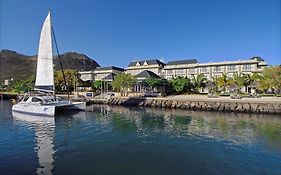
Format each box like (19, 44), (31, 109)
(187, 74), (196, 80)
(200, 67), (208, 73)
(177, 69), (185, 74)
(228, 74), (234, 78)
(227, 65), (236, 72)
(22, 97), (29, 102)
(143, 61), (148, 66)
(167, 70), (173, 75)
(188, 68), (196, 73)
(213, 66), (221, 72)
(243, 64), (252, 71)
(213, 74), (221, 78)
(32, 97), (43, 102)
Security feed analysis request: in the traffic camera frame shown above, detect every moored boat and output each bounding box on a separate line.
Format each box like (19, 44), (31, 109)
(12, 11), (86, 116)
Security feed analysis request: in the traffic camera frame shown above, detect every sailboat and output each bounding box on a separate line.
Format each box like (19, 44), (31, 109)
(12, 11), (86, 116)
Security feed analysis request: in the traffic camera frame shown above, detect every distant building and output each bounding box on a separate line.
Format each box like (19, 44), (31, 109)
(101, 73), (117, 82)
(79, 56), (267, 86)
(164, 57), (267, 80)
(79, 71), (95, 82)
(3, 78), (14, 86)
(164, 59), (198, 80)
(134, 70), (162, 93)
(79, 66), (125, 82)
(94, 66), (125, 81)
(126, 59), (166, 77)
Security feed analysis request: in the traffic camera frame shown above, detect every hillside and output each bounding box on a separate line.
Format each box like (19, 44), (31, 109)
(0, 50), (100, 81)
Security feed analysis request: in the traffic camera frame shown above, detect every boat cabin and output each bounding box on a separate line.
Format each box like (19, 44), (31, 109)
(20, 96), (63, 104)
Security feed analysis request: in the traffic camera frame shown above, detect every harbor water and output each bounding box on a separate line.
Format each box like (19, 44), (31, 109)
(0, 100), (281, 175)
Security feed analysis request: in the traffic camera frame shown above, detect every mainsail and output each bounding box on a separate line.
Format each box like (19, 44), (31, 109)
(35, 11), (54, 92)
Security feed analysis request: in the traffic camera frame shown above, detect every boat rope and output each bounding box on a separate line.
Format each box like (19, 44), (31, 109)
(51, 26), (70, 100)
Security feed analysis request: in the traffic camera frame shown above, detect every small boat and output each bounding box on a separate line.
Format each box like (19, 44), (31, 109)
(12, 11), (86, 116)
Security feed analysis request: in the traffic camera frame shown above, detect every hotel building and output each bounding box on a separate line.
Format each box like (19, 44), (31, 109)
(79, 57), (267, 83)
(79, 66), (125, 82)
(163, 57), (267, 80)
(126, 59), (166, 77)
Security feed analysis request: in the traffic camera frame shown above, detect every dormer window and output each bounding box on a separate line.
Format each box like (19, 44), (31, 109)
(136, 62), (140, 66)
(143, 61), (148, 66)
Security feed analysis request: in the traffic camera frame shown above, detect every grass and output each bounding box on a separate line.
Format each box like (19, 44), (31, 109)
(0, 91), (17, 95)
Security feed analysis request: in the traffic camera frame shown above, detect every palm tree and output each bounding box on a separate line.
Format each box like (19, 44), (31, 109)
(216, 73), (230, 94)
(258, 66), (281, 94)
(243, 73), (262, 93)
(191, 74), (207, 93)
(145, 78), (171, 96)
(233, 73), (244, 88)
(170, 76), (191, 94)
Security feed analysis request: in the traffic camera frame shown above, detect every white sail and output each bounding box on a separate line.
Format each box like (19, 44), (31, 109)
(35, 11), (54, 92)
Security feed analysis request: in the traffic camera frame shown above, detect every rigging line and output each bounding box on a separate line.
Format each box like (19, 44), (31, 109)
(51, 26), (70, 100)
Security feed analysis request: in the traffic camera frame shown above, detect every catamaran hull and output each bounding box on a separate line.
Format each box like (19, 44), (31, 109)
(12, 104), (56, 116)
(12, 102), (86, 117)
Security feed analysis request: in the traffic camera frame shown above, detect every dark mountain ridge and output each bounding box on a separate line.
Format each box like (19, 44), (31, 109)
(0, 49), (100, 81)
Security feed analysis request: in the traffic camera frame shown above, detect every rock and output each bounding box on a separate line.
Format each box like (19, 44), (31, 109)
(236, 104), (244, 113)
(190, 102), (196, 110)
(166, 101), (172, 108)
(161, 101), (167, 108)
(206, 103), (213, 111)
(171, 101), (177, 108)
(139, 101), (144, 106)
(224, 103), (231, 112)
(251, 104), (258, 112)
(243, 103), (251, 113)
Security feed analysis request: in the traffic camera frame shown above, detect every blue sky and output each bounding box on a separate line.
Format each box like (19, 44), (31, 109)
(1, 0), (280, 67)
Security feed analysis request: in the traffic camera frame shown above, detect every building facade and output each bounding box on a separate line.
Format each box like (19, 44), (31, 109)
(79, 57), (267, 83)
(94, 66), (125, 81)
(164, 57), (267, 80)
(126, 59), (166, 77)
(79, 66), (125, 82)
(79, 71), (95, 82)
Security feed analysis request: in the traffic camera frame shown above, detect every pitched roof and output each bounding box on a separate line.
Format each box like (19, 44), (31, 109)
(127, 59), (165, 67)
(248, 81), (259, 88)
(102, 73), (117, 80)
(166, 59), (198, 65)
(250, 56), (264, 62)
(95, 66), (125, 72)
(136, 70), (161, 79)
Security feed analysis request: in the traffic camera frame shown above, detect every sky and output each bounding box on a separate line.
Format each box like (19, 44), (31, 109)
(1, 0), (280, 67)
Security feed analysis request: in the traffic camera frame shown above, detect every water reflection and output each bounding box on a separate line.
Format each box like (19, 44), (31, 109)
(12, 112), (55, 175)
(89, 105), (281, 149)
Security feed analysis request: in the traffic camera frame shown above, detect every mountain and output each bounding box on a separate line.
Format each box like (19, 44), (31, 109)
(0, 49), (100, 81)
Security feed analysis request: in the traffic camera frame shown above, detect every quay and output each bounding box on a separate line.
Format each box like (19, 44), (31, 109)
(89, 95), (281, 115)
(3, 93), (280, 114)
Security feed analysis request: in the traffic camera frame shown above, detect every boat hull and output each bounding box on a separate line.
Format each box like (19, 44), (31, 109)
(12, 103), (56, 116)
(12, 102), (86, 117)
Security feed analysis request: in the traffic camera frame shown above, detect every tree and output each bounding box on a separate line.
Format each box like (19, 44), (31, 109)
(243, 73), (262, 93)
(191, 74), (207, 93)
(170, 76), (191, 94)
(258, 66), (281, 94)
(92, 80), (113, 92)
(54, 69), (80, 92)
(232, 73), (244, 88)
(93, 80), (102, 90)
(112, 73), (136, 95)
(216, 73), (231, 93)
(145, 78), (171, 96)
(8, 75), (35, 93)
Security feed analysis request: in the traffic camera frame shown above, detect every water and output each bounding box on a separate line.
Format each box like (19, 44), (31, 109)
(1, 100), (281, 175)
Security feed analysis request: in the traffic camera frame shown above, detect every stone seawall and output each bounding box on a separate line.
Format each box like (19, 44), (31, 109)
(90, 97), (281, 115)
